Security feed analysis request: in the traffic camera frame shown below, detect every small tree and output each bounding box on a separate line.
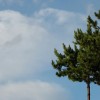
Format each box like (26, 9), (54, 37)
(52, 10), (100, 100)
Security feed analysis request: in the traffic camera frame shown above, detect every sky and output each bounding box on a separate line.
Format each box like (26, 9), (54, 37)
(0, 0), (100, 100)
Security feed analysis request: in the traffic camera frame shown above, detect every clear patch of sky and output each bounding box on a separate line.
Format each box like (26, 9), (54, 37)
(0, 0), (99, 16)
(0, 0), (36, 15)
(49, 0), (100, 13)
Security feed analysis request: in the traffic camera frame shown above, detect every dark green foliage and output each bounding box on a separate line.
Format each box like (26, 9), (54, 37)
(95, 10), (100, 19)
(52, 10), (100, 85)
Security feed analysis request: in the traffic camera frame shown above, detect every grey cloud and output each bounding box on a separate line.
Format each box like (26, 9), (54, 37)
(3, 35), (22, 47)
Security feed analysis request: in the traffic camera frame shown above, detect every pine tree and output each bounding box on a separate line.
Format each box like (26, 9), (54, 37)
(52, 10), (100, 100)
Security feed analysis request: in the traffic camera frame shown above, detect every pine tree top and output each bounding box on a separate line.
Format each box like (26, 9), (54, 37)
(52, 10), (100, 85)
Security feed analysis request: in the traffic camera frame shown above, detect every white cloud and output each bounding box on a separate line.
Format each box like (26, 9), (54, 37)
(0, 8), (86, 81)
(0, 7), (87, 100)
(0, 81), (70, 100)
(0, 10), (52, 81)
(34, 8), (86, 33)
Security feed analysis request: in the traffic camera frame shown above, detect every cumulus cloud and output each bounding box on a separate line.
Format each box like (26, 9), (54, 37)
(0, 81), (69, 100)
(0, 8), (86, 82)
(0, 10), (51, 81)
(0, 7), (87, 100)
(34, 8), (86, 33)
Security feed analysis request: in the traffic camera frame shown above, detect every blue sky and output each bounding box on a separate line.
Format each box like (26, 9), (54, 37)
(0, 0), (100, 100)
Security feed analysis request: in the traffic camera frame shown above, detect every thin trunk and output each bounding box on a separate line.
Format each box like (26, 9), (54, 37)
(87, 82), (90, 100)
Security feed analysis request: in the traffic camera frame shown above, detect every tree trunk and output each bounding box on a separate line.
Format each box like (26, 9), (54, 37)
(87, 82), (90, 100)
